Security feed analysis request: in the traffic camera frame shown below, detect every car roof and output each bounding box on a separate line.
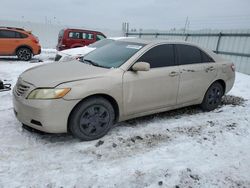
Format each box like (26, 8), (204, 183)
(64, 28), (105, 34)
(0, 27), (32, 34)
(118, 38), (201, 46)
(118, 38), (223, 62)
(0, 26), (25, 31)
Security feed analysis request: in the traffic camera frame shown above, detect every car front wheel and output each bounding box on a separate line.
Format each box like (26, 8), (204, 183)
(201, 82), (224, 111)
(69, 97), (115, 141)
(17, 48), (32, 61)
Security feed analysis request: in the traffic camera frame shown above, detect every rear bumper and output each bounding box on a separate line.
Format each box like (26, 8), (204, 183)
(33, 45), (41, 55)
(13, 91), (80, 133)
(225, 74), (235, 94)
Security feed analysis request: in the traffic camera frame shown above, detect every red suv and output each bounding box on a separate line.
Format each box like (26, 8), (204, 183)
(56, 28), (106, 51)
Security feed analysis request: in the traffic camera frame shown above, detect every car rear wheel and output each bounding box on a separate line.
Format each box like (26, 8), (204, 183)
(17, 48), (32, 61)
(201, 82), (224, 111)
(69, 97), (115, 141)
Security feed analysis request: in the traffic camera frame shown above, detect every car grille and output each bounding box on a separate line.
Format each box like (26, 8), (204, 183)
(15, 80), (30, 97)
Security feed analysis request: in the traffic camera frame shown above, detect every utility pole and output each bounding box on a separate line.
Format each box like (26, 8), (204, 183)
(122, 22), (130, 36)
(184, 16), (189, 33)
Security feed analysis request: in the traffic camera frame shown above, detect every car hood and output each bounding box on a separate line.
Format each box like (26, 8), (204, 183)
(59, 46), (95, 56)
(20, 61), (111, 87)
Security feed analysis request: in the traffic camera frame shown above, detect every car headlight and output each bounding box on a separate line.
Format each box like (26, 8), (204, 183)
(60, 55), (79, 62)
(27, 88), (71, 99)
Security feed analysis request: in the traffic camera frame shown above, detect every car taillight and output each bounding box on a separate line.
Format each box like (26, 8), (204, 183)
(31, 35), (39, 43)
(231, 64), (236, 72)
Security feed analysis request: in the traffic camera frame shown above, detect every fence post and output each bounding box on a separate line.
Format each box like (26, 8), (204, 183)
(185, 34), (189, 41)
(215, 32), (222, 53)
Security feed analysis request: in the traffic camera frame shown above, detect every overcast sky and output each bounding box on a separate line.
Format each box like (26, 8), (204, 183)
(1, 0), (250, 30)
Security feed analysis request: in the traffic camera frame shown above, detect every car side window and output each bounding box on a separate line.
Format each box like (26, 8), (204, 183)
(82, 33), (94, 40)
(176, 44), (202, 65)
(15, 32), (24, 38)
(69, 32), (81, 39)
(0, 30), (16, 38)
(137, 44), (175, 68)
(200, 50), (215, 62)
(96, 34), (105, 41)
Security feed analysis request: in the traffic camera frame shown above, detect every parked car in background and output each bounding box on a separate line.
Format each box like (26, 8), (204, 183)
(0, 27), (41, 61)
(55, 37), (134, 62)
(13, 39), (235, 141)
(56, 28), (106, 51)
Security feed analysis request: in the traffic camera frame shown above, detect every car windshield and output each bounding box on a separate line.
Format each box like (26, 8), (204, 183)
(88, 39), (114, 48)
(81, 41), (145, 68)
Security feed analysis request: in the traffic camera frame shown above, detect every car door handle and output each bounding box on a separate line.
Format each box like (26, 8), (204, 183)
(182, 69), (195, 72)
(169, 71), (179, 77)
(205, 66), (215, 72)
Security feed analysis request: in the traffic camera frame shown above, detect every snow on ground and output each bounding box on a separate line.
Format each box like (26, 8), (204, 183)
(0, 51), (250, 188)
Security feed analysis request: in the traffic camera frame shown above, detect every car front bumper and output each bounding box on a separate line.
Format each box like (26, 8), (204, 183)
(13, 92), (80, 133)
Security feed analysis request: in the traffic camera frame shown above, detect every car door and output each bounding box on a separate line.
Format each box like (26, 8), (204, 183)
(0, 30), (17, 55)
(176, 44), (218, 104)
(123, 44), (180, 116)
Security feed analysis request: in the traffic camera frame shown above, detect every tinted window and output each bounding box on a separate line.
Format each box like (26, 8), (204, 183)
(82, 41), (145, 68)
(96, 34), (105, 41)
(176, 44), (202, 65)
(137, 44), (175, 68)
(0, 30), (27, 38)
(82, 33), (94, 40)
(201, 51), (214, 62)
(15, 32), (22, 38)
(58, 29), (64, 38)
(21, 33), (28, 38)
(69, 32), (81, 39)
(15, 31), (28, 38)
(0, 30), (16, 38)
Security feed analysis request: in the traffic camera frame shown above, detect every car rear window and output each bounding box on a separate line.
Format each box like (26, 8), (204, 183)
(58, 29), (64, 38)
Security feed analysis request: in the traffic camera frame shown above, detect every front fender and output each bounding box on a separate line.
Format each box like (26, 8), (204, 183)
(58, 71), (124, 117)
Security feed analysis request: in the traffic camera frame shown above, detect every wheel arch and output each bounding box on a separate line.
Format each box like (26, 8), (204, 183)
(67, 93), (120, 132)
(15, 45), (34, 55)
(214, 79), (226, 95)
(202, 79), (226, 102)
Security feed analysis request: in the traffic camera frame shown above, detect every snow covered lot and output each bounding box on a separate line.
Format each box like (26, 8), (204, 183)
(0, 50), (250, 188)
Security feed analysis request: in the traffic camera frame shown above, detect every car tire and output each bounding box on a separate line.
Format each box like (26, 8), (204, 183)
(17, 47), (32, 61)
(69, 97), (115, 141)
(201, 82), (224, 111)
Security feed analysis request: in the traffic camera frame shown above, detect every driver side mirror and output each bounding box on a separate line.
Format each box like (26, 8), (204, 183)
(132, 62), (150, 72)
